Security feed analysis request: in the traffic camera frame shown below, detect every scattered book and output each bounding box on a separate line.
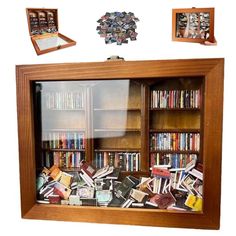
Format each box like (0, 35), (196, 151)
(106, 167), (120, 179)
(80, 161), (96, 178)
(36, 157), (203, 212)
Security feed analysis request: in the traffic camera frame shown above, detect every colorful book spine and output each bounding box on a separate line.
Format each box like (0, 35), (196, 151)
(42, 132), (85, 150)
(94, 152), (140, 171)
(44, 90), (84, 110)
(151, 89), (200, 109)
(150, 153), (198, 168)
(150, 133), (200, 151)
(43, 151), (85, 168)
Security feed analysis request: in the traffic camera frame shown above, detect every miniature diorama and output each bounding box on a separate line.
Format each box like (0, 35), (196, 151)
(172, 8), (215, 44)
(26, 8), (76, 55)
(16, 59), (223, 229)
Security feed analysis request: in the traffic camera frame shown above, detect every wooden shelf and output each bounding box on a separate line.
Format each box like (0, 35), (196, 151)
(150, 150), (199, 154)
(94, 148), (140, 152)
(94, 108), (141, 111)
(150, 129), (200, 133)
(37, 167), (81, 172)
(42, 148), (85, 152)
(43, 128), (85, 132)
(94, 128), (140, 132)
(45, 108), (85, 111)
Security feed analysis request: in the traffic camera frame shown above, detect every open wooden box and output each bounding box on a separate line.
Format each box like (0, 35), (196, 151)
(172, 8), (215, 44)
(26, 8), (76, 55)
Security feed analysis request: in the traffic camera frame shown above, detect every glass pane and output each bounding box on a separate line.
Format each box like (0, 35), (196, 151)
(176, 12), (210, 39)
(35, 36), (68, 51)
(34, 77), (203, 212)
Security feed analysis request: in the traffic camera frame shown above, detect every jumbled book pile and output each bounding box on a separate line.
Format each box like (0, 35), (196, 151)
(96, 11), (139, 45)
(36, 159), (203, 211)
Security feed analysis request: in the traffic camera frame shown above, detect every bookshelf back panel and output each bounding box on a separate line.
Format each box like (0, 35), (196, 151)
(93, 80), (141, 109)
(93, 110), (141, 130)
(94, 132), (141, 149)
(42, 111), (85, 131)
(151, 111), (200, 130)
(150, 77), (203, 90)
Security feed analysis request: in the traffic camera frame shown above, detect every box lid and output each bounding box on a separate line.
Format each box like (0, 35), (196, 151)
(26, 8), (58, 36)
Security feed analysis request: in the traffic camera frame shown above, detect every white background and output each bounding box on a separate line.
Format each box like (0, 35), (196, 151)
(0, 0), (235, 235)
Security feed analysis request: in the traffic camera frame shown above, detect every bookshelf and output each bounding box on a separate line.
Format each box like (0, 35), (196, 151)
(16, 59), (224, 229)
(92, 80), (142, 172)
(149, 77), (203, 166)
(34, 82), (87, 170)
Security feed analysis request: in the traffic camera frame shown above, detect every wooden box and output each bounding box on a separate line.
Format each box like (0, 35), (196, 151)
(26, 8), (76, 55)
(16, 58), (224, 229)
(172, 8), (215, 43)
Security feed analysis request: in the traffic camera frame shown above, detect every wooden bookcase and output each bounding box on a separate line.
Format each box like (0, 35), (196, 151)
(16, 58), (224, 229)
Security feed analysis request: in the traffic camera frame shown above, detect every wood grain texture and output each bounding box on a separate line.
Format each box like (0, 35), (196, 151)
(16, 58), (224, 229)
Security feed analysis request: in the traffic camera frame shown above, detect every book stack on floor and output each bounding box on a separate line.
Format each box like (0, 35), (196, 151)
(36, 159), (203, 211)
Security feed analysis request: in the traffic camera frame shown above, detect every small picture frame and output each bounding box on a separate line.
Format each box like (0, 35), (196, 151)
(172, 8), (215, 43)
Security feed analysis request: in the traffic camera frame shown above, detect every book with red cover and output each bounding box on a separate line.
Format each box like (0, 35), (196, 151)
(80, 161), (96, 178)
(149, 192), (176, 209)
(152, 167), (171, 179)
(53, 182), (71, 200)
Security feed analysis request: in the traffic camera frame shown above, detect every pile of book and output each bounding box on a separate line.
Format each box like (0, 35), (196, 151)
(36, 159), (203, 211)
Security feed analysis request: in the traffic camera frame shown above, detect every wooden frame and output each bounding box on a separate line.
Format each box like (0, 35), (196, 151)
(172, 8), (215, 43)
(26, 8), (76, 55)
(16, 59), (224, 229)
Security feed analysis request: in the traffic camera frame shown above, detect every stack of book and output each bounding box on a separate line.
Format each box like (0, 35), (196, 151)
(36, 159), (203, 211)
(94, 152), (140, 171)
(150, 132), (200, 151)
(151, 89), (200, 109)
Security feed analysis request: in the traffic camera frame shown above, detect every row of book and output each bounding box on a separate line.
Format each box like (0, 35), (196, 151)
(43, 91), (84, 110)
(43, 151), (85, 168)
(42, 132), (85, 149)
(94, 152), (140, 171)
(150, 132), (200, 151)
(150, 153), (198, 169)
(151, 89), (200, 109)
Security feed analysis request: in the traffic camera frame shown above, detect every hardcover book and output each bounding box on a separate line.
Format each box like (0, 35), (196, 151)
(53, 182), (72, 200)
(80, 161), (96, 178)
(115, 176), (137, 198)
(49, 165), (62, 181)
